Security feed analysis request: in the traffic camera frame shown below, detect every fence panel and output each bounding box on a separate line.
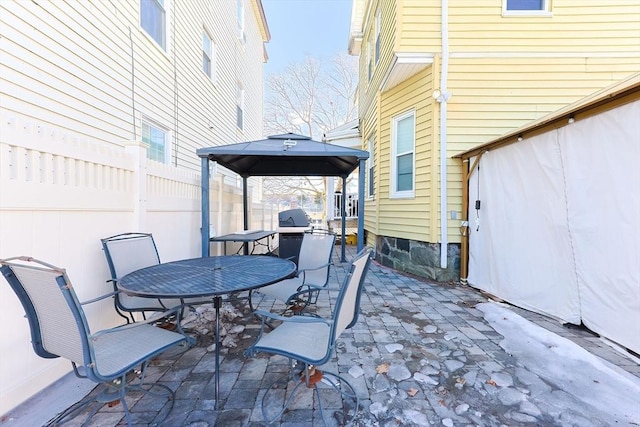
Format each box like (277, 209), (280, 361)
(0, 128), (273, 413)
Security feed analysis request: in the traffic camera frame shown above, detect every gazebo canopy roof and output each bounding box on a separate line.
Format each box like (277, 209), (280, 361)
(196, 133), (368, 178)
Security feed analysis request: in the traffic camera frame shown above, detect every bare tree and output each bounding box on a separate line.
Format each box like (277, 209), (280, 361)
(264, 52), (358, 139)
(263, 53), (358, 215)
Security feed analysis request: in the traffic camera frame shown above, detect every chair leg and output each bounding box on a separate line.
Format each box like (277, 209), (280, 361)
(127, 361), (177, 425)
(43, 378), (131, 427)
(174, 306), (197, 346)
(44, 366), (177, 427)
(315, 371), (359, 427)
(248, 289), (257, 312)
(44, 395), (97, 426)
(260, 362), (359, 426)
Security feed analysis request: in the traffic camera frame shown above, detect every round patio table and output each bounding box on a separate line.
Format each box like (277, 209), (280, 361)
(118, 255), (297, 409)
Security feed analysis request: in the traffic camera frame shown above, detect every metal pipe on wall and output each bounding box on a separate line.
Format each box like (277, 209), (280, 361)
(439, 0), (450, 269)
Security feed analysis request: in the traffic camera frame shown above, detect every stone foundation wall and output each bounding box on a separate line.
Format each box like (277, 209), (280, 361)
(375, 235), (460, 282)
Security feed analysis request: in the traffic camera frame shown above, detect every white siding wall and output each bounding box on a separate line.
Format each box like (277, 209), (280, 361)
(0, 0), (270, 413)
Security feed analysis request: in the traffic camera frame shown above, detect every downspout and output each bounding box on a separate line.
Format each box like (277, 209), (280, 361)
(129, 27), (136, 139)
(438, 0), (450, 269)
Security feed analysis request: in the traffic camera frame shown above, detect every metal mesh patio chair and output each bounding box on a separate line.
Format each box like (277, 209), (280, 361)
(101, 232), (211, 322)
(0, 256), (187, 427)
(245, 248), (373, 426)
(249, 229), (336, 315)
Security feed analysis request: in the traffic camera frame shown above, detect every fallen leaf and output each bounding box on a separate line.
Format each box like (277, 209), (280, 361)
(486, 379), (497, 386)
(455, 377), (466, 385)
(407, 388), (418, 397)
(384, 302), (390, 307)
(376, 362), (389, 374)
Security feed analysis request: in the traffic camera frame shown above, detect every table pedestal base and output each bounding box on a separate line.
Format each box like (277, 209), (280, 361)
(214, 295), (222, 409)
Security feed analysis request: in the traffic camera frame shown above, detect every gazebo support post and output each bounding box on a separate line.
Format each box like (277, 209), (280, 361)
(243, 176), (249, 255)
(341, 176), (347, 262)
(201, 157), (210, 257)
(357, 159), (365, 253)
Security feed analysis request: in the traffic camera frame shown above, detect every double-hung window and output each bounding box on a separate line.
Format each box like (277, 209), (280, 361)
(503, 0), (550, 15)
(203, 30), (216, 82)
(140, 0), (166, 50)
(367, 136), (375, 198)
(391, 111), (415, 198)
(142, 119), (169, 163)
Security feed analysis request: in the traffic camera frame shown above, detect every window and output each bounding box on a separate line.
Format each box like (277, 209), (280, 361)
(140, 0), (166, 50)
(391, 111), (415, 197)
(236, 84), (244, 130)
(367, 136), (375, 198)
(202, 30), (216, 81)
(374, 9), (381, 65)
(142, 119), (169, 163)
(504, 0), (550, 14)
(237, 0), (246, 43)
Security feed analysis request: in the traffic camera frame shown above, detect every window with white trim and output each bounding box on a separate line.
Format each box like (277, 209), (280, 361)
(391, 111), (415, 198)
(374, 8), (381, 65)
(504, 0), (550, 14)
(236, 84), (244, 130)
(202, 30), (216, 82)
(367, 136), (375, 198)
(142, 119), (170, 163)
(140, 0), (166, 50)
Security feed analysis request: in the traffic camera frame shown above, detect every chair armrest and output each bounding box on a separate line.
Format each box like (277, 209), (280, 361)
(298, 262), (332, 275)
(253, 309), (332, 325)
(80, 290), (119, 305)
(295, 284), (341, 294)
(90, 306), (183, 337)
(286, 285), (341, 305)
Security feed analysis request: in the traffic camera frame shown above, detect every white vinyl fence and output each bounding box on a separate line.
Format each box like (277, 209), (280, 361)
(0, 126), (277, 413)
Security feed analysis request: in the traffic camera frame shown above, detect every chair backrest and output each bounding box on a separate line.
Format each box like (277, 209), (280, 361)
(0, 257), (89, 366)
(101, 232), (160, 280)
(332, 249), (373, 340)
(297, 231), (336, 287)
(101, 232), (166, 313)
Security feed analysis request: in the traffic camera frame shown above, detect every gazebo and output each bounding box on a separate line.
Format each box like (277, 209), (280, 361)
(196, 133), (369, 262)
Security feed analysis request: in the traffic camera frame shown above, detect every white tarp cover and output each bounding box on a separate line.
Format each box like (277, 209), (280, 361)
(467, 100), (640, 354)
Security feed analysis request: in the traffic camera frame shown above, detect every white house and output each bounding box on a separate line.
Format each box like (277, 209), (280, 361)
(0, 0), (271, 414)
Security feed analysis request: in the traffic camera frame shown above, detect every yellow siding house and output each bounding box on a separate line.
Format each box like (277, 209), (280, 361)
(349, 0), (640, 281)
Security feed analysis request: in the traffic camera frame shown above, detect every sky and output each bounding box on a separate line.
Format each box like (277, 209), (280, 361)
(262, 0), (354, 76)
